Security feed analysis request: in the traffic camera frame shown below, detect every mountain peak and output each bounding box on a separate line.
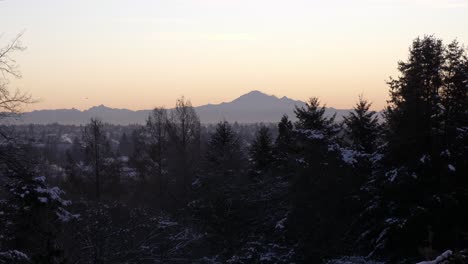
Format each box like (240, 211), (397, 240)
(233, 90), (278, 103)
(245, 90), (267, 96)
(87, 104), (112, 111)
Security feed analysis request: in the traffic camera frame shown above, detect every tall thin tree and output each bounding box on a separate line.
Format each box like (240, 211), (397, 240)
(83, 118), (106, 201)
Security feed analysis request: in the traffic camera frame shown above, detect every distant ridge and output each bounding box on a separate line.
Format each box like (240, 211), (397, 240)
(5, 91), (351, 125)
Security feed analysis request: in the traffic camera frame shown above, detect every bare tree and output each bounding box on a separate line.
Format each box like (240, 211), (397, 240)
(146, 107), (169, 196)
(83, 118), (107, 201)
(168, 97), (200, 153)
(166, 97), (201, 203)
(0, 32), (33, 116)
(82, 118), (111, 264)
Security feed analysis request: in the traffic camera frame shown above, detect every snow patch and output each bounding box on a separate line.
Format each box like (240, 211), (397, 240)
(448, 164), (456, 172)
(385, 169), (398, 182)
(119, 156), (129, 162)
(416, 250), (452, 264)
(297, 129), (325, 140)
(35, 186), (71, 206)
(60, 134), (73, 144)
(0, 250), (29, 261)
(33, 176), (46, 183)
(38, 197), (48, 203)
(420, 155), (429, 164)
(275, 217), (287, 230)
(341, 149), (358, 165)
(440, 149), (451, 157)
(191, 178), (200, 187)
(56, 207), (80, 222)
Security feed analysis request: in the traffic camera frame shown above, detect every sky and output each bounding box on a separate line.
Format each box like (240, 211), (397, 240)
(1, 0), (468, 111)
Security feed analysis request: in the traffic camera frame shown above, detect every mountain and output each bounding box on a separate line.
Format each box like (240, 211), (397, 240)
(7, 106), (150, 125)
(6, 91), (351, 125)
(195, 90), (349, 123)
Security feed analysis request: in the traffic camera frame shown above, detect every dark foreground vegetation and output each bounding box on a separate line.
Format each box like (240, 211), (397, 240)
(1, 36), (468, 263)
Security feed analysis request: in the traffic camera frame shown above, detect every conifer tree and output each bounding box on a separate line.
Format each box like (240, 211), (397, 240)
(385, 36), (445, 165)
(343, 95), (380, 153)
(294, 97), (335, 132)
(0, 154), (76, 263)
(118, 132), (132, 157)
(205, 121), (243, 175)
(360, 36), (468, 260)
(289, 96), (358, 261)
(441, 40), (468, 146)
(249, 126), (274, 171)
(191, 121), (245, 255)
(275, 115), (294, 151)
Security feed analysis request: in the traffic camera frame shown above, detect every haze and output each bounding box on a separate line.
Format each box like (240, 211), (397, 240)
(1, 0), (468, 111)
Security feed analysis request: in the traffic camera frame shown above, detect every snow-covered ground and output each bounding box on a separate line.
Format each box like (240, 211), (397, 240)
(325, 256), (383, 264)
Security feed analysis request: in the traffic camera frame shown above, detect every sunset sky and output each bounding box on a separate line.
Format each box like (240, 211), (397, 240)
(1, 0), (468, 111)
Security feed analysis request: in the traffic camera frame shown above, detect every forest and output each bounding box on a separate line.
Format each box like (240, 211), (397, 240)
(0, 35), (467, 263)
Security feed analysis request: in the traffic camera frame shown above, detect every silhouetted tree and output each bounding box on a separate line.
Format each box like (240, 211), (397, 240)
(166, 97), (201, 203)
(118, 132), (132, 157)
(249, 126), (274, 171)
(385, 35), (445, 165)
(146, 107), (169, 196)
(205, 121), (243, 175)
(288, 94), (360, 261)
(441, 40), (468, 147)
(191, 121), (246, 256)
(0, 169), (75, 264)
(359, 36), (468, 261)
(83, 118), (107, 201)
(274, 115), (294, 165)
(343, 95), (380, 153)
(129, 127), (151, 183)
(0, 32), (33, 116)
(0, 33), (72, 263)
(294, 97), (335, 132)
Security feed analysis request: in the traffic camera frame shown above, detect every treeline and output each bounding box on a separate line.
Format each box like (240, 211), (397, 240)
(0, 35), (467, 263)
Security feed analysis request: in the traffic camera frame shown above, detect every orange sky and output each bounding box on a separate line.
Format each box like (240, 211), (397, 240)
(1, 0), (468, 111)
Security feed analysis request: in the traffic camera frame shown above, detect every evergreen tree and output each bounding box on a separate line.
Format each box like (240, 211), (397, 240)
(441, 40), (468, 147)
(365, 36), (447, 259)
(275, 115), (294, 157)
(385, 35), (445, 165)
(0, 152), (76, 263)
(191, 121), (245, 257)
(288, 96), (357, 262)
(249, 126), (274, 171)
(360, 36), (468, 260)
(294, 97), (335, 132)
(118, 132), (132, 157)
(343, 95), (380, 153)
(205, 121), (243, 175)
